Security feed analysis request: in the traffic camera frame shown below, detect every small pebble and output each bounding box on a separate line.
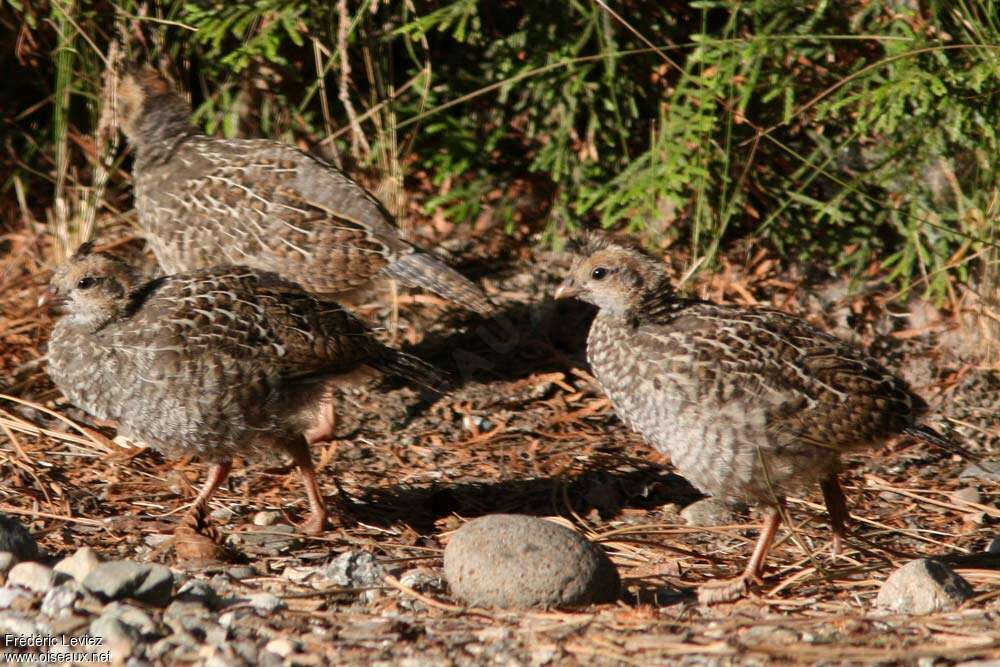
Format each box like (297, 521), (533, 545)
(7, 561), (55, 593)
(323, 550), (385, 589)
(987, 536), (1000, 555)
(444, 514), (620, 609)
(264, 637), (297, 657)
(253, 510), (283, 526)
(54, 547), (101, 583)
(246, 592), (285, 613)
(959, 462), (1000, 483)
(950, 487), (982, 507)
(40, 583), (81, 617)
(876, 559), (973, 614)
(210, 506), (236, 522)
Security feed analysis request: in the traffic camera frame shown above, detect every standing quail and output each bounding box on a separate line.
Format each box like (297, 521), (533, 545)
(117, 66), (494, 315)
(555, 233), (947, 603)
(47, 242), (439, 537)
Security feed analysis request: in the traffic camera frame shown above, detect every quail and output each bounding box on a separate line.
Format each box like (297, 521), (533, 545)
(47, 242), (439, 536)
(555, 233), (948, 603)
(117, 66), (494, 315)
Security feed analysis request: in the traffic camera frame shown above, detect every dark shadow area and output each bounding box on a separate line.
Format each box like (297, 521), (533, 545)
(344, 463), (703, 533)
(388, 295), (598, 393)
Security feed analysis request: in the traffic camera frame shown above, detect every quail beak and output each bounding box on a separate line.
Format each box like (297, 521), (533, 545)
(554, 278), (580, 300)
(41, 285), (68, 313)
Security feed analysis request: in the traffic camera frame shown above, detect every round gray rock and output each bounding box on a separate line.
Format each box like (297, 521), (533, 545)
(876, 559), (974, 614)
(444, 514), (620, 608)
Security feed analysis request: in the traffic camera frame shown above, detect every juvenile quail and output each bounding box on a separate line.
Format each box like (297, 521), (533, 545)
(117, 66), (494, 315)
(47, 242), (439, 536)
(555, 233), (947, 603)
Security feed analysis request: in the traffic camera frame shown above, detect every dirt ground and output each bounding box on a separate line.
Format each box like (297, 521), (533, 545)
(1, 223), (998, 665)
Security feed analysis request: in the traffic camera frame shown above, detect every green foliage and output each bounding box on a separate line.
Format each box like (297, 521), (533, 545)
(3, 0), (998, 299)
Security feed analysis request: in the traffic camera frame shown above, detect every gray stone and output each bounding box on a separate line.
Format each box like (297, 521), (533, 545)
(988, 536), (1000, 554)
(246, 592), (285, 613)
(103, 602), (158, 636)
(398, 567), (447, 612)
(176, 579), (220, 607)
(950, 487), (982, 506)
(680, 498), (743, 526)
(230, 523), (298, 554)
(876, 559), (974, 614)
(226, 566), (255, 581)
(83, 561), (174, 606)
(209, 506), (236, 522)
(323, 550), (385, 588)
(0, 515), (38, 563)
(40, 583), (81, 617)
(444, 514), (620, 609)
(7, 562), (55, 593)
(0, 585), (33, 610)
(264, 637), (298, 657)
(959, 462), (1000, 482)
(54, 547), (101, 583)
(253, 510), (283, 526)
(90, 614), (139, 660)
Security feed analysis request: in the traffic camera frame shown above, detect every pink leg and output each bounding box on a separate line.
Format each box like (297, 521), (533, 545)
(699, 505), (783, 604)
(286, 438), (329, 535)
(189, 460), (233, 514)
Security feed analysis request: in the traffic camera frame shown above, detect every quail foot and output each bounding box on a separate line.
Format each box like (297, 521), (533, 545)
(48, 243), (440, 541)
(556, 233), (951, 603)
(117, 65), (494, 316)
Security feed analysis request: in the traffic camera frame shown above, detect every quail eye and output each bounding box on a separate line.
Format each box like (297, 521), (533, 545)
(591, 267), (608, 281)
(76, 277), (97, 290)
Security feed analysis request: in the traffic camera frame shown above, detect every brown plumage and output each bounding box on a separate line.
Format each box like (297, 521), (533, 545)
(118, 66), (494, 316)
(47, 242), (440, 536)
(556, 233), (943, 602)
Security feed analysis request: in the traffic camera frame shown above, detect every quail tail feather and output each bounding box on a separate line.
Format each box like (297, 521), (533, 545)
(384, 252), (495, 316)
(903, 424), (981, 463)
(371, 348), (447, 393)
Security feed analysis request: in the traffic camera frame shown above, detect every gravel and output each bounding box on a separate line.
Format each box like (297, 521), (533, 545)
(444, 514), (620, 608)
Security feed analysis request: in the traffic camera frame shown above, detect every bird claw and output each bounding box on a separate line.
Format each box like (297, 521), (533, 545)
(174, 508), (227, 562)
(299, 511), (330, 536)
(698, 576), (750, 605)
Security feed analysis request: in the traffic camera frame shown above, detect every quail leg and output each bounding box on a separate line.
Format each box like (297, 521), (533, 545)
(821, 475), (849, 556)
(286, 437), (330, 535)
(188, 460), (233, 517)
(698, 505), (783, 604)
(175, 460), (233, 561)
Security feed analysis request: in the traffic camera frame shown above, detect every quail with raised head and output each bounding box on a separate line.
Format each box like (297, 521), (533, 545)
(117, 66), (494, 315)
(47, 243), (439, 536)
(555, 233), (947, 603)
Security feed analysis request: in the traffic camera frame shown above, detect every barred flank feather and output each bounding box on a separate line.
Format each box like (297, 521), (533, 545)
(385, 252), (495, 316)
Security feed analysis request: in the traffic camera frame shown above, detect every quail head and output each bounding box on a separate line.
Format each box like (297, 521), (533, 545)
(556, 233), (947, 603)
(48, 242), (440, 537)
(118, 65), (494, 315)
